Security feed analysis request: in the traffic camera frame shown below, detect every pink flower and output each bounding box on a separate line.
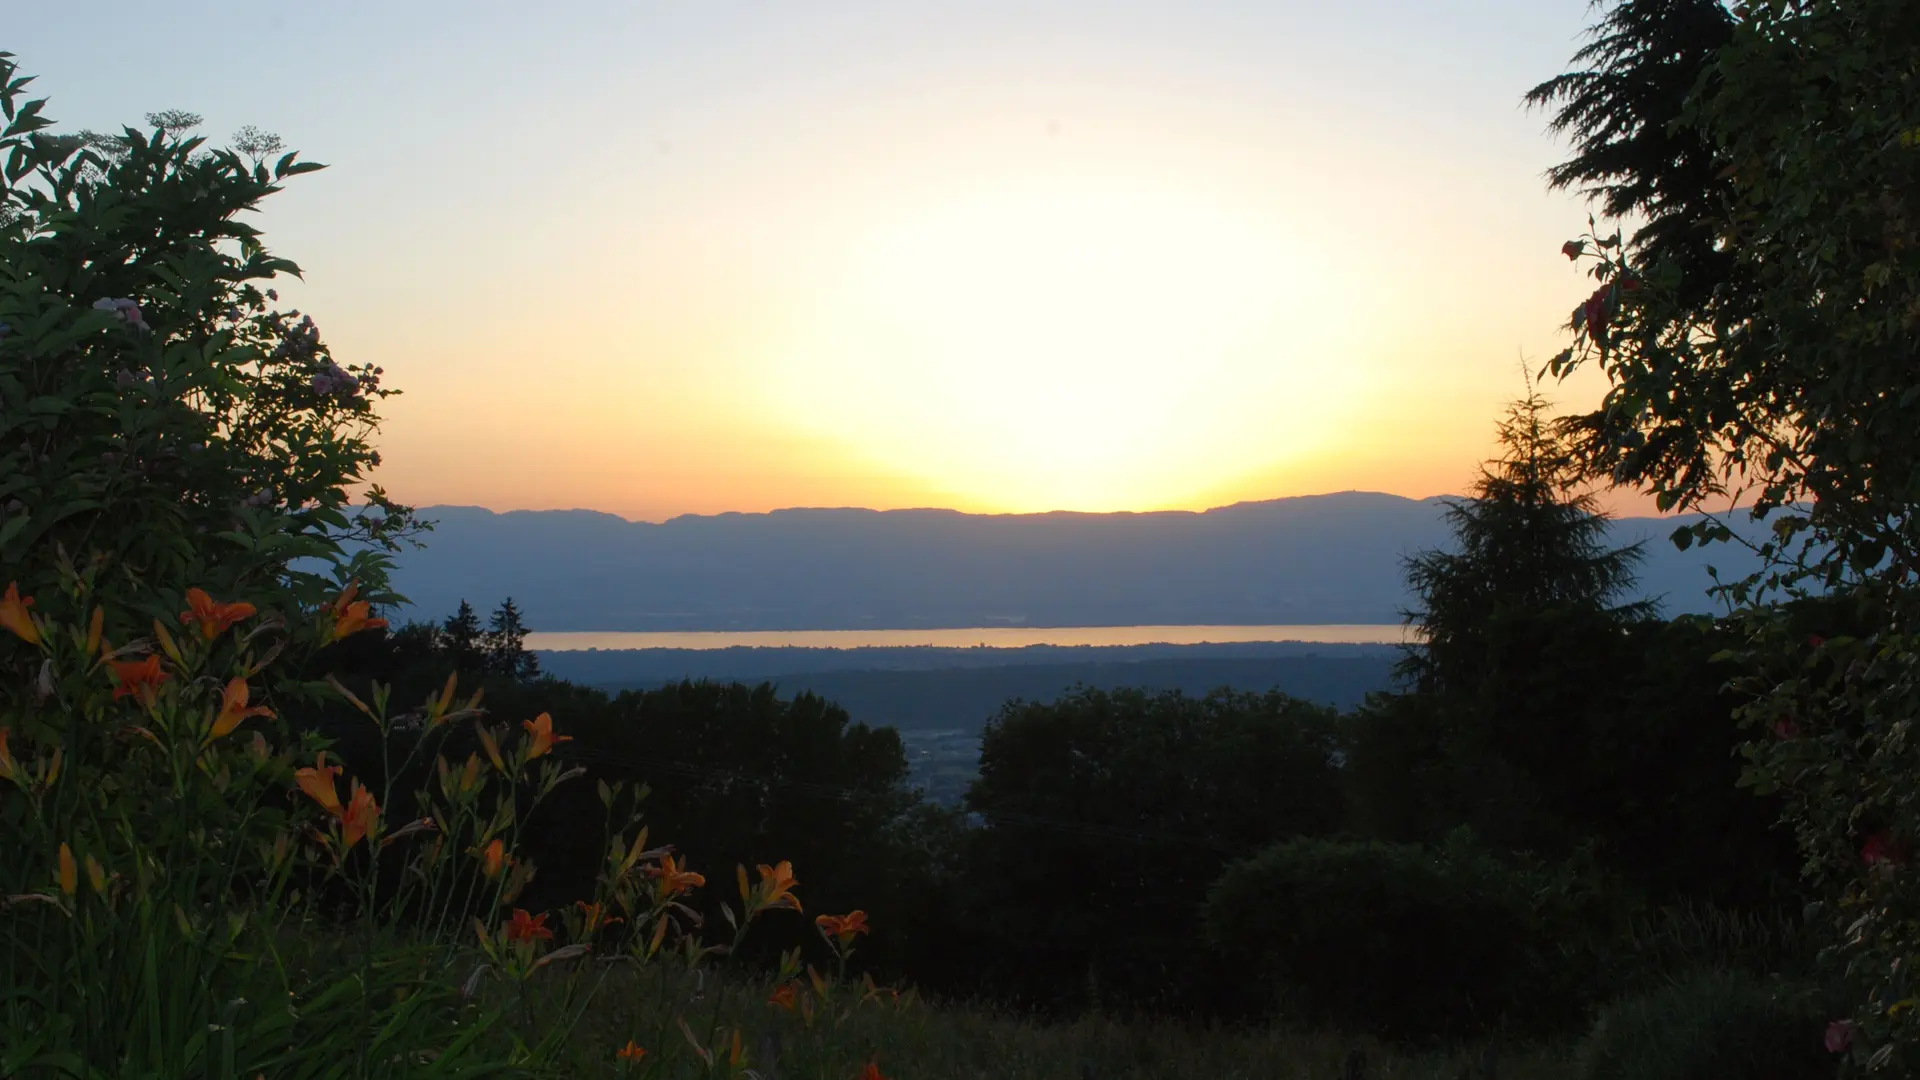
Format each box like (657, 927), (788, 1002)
(1826, 1019), (1857, 1053)
(1584, 292), (1609, 339)
(1862, 832), (1906, 867)
(92, 297), (148, 332)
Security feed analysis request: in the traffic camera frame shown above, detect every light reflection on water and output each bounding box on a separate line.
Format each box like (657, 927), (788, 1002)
(527, 624), (1408, 652)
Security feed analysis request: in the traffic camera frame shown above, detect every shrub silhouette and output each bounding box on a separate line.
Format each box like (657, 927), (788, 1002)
(1203, 834), (1603, 1040)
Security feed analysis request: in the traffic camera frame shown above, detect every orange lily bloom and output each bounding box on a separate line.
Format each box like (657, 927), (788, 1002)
(647, 853), (706, 898)
(341, 783), (380, 849)
(768, 983), (798, 1010)
(521, 712), (572, 759)
(179, 587), (256, 641)
(0, 582), (39, 646)
(751, 860), (802, 913)
(481, 837), (509, 878)
(503, 908), (553, 943)
(211, 677), (273, 739)
(110, 654), (168, 704)
(326, 582), (387, 642)
(856, 1061), (888, 1080)
(616, 1041), (648, 1062)
(293, 754), (343, 815)
(57, 843), (76, 897)
(815, 910), (871, 941)
(576, 900), (622, 934)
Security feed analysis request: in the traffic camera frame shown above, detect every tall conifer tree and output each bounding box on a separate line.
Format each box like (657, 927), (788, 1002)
(485, 597), (540, 680)
(1400, 389), (1650, 697)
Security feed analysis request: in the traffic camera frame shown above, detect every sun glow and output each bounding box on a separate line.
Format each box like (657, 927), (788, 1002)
(760, 184), (1370, 512)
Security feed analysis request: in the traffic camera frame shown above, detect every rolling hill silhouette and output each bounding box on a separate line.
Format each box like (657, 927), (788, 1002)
(386, 491), (1763, 631)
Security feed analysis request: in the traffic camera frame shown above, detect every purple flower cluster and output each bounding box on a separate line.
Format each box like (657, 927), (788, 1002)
(270, 312), (321, 363)
(311, 361), (359, 397)
(92, 297), (148, 332)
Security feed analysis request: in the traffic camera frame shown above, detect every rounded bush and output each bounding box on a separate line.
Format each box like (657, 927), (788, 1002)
(1578, 969), (1832, 1080)
(1201, 835), (1598, 1039)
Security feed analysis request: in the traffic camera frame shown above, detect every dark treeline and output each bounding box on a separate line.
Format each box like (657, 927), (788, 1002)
(581, 653), (1399, 731)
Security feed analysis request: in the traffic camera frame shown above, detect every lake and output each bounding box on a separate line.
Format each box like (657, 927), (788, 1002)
(527, 624), (1408, 651)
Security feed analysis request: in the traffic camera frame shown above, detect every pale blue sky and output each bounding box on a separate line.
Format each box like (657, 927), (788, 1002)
(10, 2), (1623, 519)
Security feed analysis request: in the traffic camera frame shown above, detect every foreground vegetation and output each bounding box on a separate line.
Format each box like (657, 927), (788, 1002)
(3, 0), (1918, 1073)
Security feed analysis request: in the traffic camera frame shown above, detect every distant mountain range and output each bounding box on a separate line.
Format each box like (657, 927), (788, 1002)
(384, 491), (1766, 631)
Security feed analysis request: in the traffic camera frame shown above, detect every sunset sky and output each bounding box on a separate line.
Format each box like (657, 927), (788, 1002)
(13, 1), (1638, 520)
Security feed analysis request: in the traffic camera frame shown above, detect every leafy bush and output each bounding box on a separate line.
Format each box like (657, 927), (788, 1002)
(1577, 970), (1832, 1080)
(0, 58), (414, 620)
(1203, 834), (1608, 1040)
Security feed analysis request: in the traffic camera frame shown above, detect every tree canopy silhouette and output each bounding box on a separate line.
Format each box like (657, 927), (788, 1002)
(1525, 0), (1737, 308)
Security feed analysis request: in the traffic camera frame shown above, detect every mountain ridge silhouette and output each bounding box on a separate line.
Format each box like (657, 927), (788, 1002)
(387, 490), (1759, 631)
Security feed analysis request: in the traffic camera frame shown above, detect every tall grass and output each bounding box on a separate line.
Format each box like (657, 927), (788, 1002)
(502, 961), (1581, 1079)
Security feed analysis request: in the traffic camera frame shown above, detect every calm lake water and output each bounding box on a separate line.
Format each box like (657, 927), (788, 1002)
(527, 624), (1408, 651)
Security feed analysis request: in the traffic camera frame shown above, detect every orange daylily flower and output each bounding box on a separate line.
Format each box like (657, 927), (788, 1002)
(749, 860), (801, 913)
(325, 582), (387, 642)
(503, 908), (553, 943)
(481, 837), (509, 878)
(211, 677), (273, 739)
(576, 900), (623, 934)
(110, 654), (168, 704)
(293, 754), (343, 815)
(647, 853), (706, 898)
(57, 843), (76, 897)
(521, 712), (571, 760)
(768, 982), (798, 1010)
(815, 910), (870, 941)
(856, 1061), (888, 1080)
(179, 587), (256, 641)
(616, 1041), (648, 1063)
(1, 582), (39, 646)
(341, 783), (380, 849)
